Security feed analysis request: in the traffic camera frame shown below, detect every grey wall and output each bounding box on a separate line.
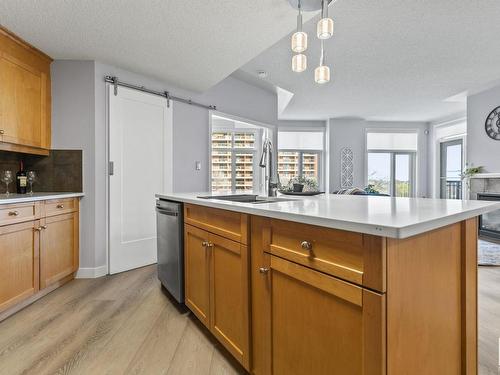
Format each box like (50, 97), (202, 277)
(328, 118), (429, 196)
(467, 84), (500, 173)
(51, 60), (97, 271)
(53, 60), (324, 271)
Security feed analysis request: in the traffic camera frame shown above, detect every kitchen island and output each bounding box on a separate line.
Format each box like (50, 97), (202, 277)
(156, 192), (500, 375)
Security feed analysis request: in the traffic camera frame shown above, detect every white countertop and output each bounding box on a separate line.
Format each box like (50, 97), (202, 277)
(0, 192), (84, 205)
(156, 192), (500, 238)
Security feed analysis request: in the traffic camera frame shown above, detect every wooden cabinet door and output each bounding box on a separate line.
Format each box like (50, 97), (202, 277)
(40, 212), (79, 289)
(0, 220), (39, 312)
(184, 224), (211, 328)
(209, 233), (250, 370)
(262, 255), (385, 375)
(0, 52), (48, 149)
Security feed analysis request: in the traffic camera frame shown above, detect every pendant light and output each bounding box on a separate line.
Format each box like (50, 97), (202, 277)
(317, 0), (334, 40)
(315, 40), (330, 84)
(292, 53), (307, 72)
(291, 0), (307, 53)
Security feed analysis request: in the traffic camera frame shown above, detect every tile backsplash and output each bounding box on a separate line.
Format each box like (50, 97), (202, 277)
(0, 150), (82, 193)
(470, 177), (500, 199)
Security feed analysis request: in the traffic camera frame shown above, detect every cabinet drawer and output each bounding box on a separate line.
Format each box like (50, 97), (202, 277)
(184, 204), (248, 244)
(0, 203), (36, 226)
(264, 218), (386, 291)
(44, 198), (78, 217)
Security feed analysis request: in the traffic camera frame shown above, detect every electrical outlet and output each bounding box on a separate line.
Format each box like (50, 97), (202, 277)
(195, 161), (201, 171)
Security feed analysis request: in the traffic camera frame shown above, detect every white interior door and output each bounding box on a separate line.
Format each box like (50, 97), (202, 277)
(109, 85), (173, 274)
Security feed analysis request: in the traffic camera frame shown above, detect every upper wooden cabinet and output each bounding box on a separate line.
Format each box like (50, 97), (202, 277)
(0, 26), (52, 155)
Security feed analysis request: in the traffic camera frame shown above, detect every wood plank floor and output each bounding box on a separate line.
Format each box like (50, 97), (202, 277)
(479, 266), (500, 375)
(0, 264), (498, 374)
(0, 265), (246, 375)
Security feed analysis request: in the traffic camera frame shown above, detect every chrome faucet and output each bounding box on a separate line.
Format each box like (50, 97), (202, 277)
(259, 138), (279, 197)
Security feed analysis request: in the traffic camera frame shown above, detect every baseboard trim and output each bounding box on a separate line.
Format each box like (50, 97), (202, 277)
(76, 265), (108, 279)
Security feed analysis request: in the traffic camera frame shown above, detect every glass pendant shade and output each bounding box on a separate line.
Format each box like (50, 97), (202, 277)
(317, 17), (334, 39)
(292, 54), (307, 73)
(291, 31), (308, 53)
(314, 65), (330, 84)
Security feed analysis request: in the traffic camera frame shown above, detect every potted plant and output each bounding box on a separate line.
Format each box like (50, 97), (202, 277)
(460, 165), (484, 198)
(280, 176), (319, 193)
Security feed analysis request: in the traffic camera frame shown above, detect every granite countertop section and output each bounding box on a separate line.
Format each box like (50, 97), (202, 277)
(156, 192), (500, 239)
(0, 192), (84, 205)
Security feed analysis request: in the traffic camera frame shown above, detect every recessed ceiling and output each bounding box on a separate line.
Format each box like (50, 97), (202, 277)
(239, 0), (500, 122)
(0, 0), (316, 92)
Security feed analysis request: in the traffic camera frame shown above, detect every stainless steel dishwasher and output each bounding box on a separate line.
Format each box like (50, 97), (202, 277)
(155, 199), (184, 303)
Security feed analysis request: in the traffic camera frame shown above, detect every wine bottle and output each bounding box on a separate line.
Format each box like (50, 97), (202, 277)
(16, 161), (27, 194)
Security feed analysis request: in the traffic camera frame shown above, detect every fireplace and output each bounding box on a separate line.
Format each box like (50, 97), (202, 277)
(477, 193), (500, 240)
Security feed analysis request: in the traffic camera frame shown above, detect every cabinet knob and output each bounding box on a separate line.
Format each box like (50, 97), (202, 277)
(259, 267), (269, 274)
(34, 227), (43, 232)
(0, 129), (4, 135)
(41, 225), (48, 230)
(301, 241), (313, 251)
(56, 204), (64, 209)
(8, 211), (19, 216)
(202, 241), (213, 247)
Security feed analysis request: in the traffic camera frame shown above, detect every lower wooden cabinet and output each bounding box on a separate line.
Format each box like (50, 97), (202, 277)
(40, 212), (79, 289)
(184, 223), (250, 370)
(210, 232), (250, 369)
(0, 220), (39, 312)
(185, 224), (211, 327)
(0, 198), (80, 319)
(258, 254), (385, 375)
(251, 215), (385, 375)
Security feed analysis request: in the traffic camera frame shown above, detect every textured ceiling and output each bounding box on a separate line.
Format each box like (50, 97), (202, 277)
(0, 0), (316, 92)
(240, 0), (500, 122)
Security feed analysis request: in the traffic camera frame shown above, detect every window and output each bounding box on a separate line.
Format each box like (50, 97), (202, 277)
(210, 114), (267, 193)
(278, 130), (324, 188)
(366, 130), (417, 197)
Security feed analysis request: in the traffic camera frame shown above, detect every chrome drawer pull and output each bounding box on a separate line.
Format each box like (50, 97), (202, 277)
(56, 204), (64, 209)
(301, 241), (313, 251)
(8, 211), (19, 216)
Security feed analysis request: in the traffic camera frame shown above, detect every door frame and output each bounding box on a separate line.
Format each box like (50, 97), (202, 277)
(439, 137), (464, 199)
(105, 83), (173, 275)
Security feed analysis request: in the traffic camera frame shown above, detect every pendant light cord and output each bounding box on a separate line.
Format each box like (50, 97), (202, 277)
(321, 0), (328, 18)
(297, 0), (303, 32)
(320, 40), (325, 66)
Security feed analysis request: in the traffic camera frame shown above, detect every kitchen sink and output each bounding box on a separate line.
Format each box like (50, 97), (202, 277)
(197, 194), (295, 204)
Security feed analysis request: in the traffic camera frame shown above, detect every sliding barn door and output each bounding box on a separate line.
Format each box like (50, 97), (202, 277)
(109, 85), (173, 274)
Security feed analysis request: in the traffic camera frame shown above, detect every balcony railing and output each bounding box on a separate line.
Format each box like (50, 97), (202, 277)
(445, 180), (462, 199)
